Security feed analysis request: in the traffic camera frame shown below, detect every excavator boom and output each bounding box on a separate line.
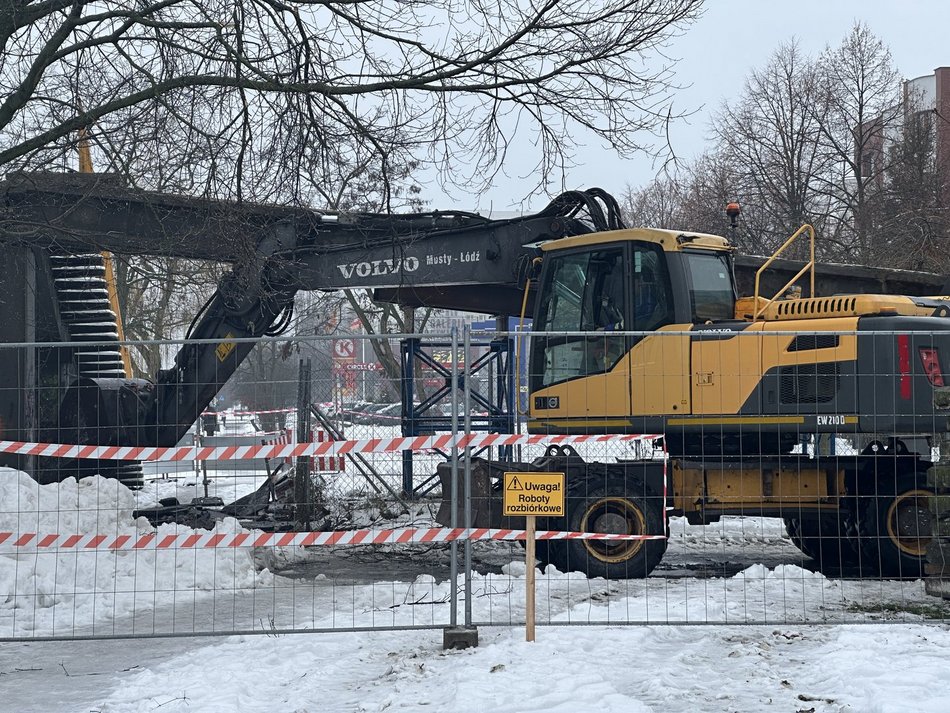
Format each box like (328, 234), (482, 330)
(0, 172), (617, 458)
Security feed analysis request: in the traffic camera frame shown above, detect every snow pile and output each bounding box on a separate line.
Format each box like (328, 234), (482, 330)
(271, 559), (927, 631)
(2, 466), (949, 712)
(733, 562), (828, 581)
(0, 468), (273, 638)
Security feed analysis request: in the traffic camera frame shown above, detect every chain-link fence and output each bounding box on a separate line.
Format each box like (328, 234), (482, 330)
(2, 328), (949, 643)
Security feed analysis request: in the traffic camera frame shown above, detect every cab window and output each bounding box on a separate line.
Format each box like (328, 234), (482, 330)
(631, 244), (673, 331)
(683, 251), (735, 322)
(532, 248), (626, 387)
(531, 242), (678, 389)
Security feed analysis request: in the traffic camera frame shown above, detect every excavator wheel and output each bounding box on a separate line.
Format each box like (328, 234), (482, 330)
(783, 514), (859, 572)
(542, 475), (667, 579)
(855, 472), (933, 578)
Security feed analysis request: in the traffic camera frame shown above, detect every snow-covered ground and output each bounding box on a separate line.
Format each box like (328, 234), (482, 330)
(63, 623), (950, 713)
(2, 412), (950, 712)
(3, 573), (950, 712)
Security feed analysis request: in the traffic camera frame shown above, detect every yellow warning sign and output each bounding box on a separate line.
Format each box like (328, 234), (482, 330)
(216, 333), (236, 362)
(503, 472), (565, 516)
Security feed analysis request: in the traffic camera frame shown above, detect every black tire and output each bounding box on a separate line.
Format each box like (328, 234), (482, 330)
(856, 473), (934, 578)
(783, 514), (859, 572)
(544, 476), (667, 579)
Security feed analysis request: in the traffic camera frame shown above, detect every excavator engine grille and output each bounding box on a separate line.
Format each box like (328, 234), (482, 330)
(779, 362), (839, 404)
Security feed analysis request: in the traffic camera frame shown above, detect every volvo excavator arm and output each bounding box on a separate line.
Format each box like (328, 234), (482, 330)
(0, 172), (621, 454)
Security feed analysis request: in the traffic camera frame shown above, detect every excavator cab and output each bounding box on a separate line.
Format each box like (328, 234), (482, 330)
(527, 229), (736, 439)
(529, 237), (687, 387)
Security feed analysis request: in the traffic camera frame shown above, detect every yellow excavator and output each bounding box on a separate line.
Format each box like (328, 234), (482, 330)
(1, 174), (944, 579)
(442, 208), (949, 580)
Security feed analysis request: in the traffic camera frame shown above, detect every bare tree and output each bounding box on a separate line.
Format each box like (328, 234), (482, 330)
(814, 22), (900, 264)
(0, 0), (702, 200)
(113, 254), (223, 376)
(878, 95), (950, 272)
(621, 172), (686, 228)
(677, 152), (745, 236)
(622, 151), (755, 250)
(626, 27), (949, 274)
(713, 40), (835, 256)
(2, 1), (707, 415)
(225, 339), (300, 427)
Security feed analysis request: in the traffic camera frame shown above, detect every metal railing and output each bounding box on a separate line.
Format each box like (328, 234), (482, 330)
(752, 223), (816, 319)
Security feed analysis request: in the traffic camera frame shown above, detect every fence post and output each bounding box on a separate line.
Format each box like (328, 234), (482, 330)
(444, 322), (478, 649)
(295, 358), (313, 530)
(463, 322), (474, 627)
(447, 327), (460, 629)
(23, 248), (36, 480)
(401, 337), (418, 498)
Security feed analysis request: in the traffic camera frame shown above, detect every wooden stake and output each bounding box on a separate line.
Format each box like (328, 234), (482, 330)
(525, 514), (536, 642)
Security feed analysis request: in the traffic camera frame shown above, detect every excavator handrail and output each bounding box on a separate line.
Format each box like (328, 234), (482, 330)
(752, 223), (816, 320)
(514, 257), (543, 419)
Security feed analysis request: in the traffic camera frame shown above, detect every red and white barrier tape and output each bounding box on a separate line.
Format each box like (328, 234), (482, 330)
(312, 429), (345, 472)
(265, 428), (345, 472)
(0, 526), (666, 551)
(0, 433), (662, 463)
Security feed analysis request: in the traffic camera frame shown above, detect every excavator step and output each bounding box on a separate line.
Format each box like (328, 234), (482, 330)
(48, 249), (142, 487)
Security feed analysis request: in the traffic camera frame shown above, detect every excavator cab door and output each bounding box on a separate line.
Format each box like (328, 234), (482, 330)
(528, 244), (631, 423)
(627, 243), (687, 416)
(528, 241), (678, 426)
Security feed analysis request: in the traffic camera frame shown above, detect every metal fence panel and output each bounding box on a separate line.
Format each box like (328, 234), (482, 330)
(1, 328), (949, 642)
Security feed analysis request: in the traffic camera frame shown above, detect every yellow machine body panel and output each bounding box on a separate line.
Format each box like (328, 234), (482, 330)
(529, 330), (690, 430)
(669, 460), (847, 516)
(689, 317), (858, 416)
(737, 293), (950, 321)
(537, 348), (632, 423)
(690, 322), (765, 416)
(542, 227), (731, 255)
(630, 325), (691, 415)
(529, 317), (860, 427)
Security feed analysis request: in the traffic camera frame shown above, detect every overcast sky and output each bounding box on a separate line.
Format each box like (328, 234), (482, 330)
(438, 0), (950, 213)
